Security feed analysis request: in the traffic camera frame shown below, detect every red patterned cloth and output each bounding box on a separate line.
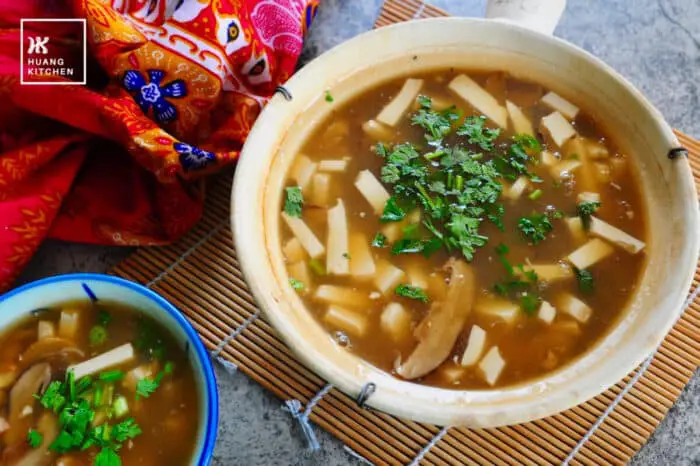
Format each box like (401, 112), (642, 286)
(0, 0), (319, 291)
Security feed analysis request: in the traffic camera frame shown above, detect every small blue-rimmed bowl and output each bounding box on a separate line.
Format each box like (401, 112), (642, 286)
(0, 273), (218, 465)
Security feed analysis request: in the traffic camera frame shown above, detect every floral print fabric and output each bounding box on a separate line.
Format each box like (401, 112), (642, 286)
(0, 0), (319, 291)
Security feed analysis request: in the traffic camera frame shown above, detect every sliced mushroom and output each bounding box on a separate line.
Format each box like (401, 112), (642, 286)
(395, 259), (476, 379)
(5, 363), (51, 445)
(9, 413), (58, 466)
(20, 338), (84, 369)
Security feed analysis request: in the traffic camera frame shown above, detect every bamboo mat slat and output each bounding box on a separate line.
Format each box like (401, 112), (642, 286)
(110, 1), (700, 464)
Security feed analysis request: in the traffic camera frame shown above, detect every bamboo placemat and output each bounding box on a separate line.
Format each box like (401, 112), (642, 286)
(111, 1), (700, 464)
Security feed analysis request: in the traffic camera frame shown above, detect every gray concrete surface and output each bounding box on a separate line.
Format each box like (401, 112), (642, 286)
(15, 0), (700, 464)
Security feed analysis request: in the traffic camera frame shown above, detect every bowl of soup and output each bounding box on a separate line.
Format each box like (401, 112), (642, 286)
(231, 16), (699, 426)
(0, 274), (218, 465)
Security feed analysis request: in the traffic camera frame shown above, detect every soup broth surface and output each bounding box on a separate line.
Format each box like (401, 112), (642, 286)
(280, 70), (647, 389)
(0, 300), (199, 465)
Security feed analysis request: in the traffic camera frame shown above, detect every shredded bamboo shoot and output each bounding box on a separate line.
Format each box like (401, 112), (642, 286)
(377, 78), (424, 127)
(448, 74), (508, 128)
(326, 199), (350, 275)
(354, 170), (390, 215)
(282, 213), (325, 259)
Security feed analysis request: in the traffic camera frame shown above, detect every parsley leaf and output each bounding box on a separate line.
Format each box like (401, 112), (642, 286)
(27, 429), (43, 448)
(380, 197), (406, 222)
(283, 186), (304, 218)
(371, 232), (387, 248)
(411, 97), (459, 144)
(39, 380), (66, 412)
(89, 325), (108, 347)
(574, 268), (594, 294)
(394, 284), (429, 303)
(95, 447), (121, 466)
(577, 201), (601, 230)
(289, 278), (304, 291)
(135, 377), (160, 400)
(518, 213), (553, 244)
(456, 116), (501, 151)
(112, 418), (142, 443)
(520, 294), (540, 316)
(324, 90), (334, 102)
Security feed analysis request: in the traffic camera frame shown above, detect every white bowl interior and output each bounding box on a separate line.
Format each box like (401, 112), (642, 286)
(0, 276), (215, 462)
(233, 18), (699, 426)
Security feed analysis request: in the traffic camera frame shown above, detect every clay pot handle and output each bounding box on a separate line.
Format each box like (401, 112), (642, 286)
(485, 0), (567, 36)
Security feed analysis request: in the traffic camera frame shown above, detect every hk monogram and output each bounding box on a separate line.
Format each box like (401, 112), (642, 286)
(27, 36), (49, 55)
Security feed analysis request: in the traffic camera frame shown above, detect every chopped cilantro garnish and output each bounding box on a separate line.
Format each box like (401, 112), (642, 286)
(411, 96), (459, 144)
(39, 380), (66, 412)
(308, 259), (326, 275)
(324, 90), (333, 102)
(520, 294), (539, 316)
(495, 243), (514, 276)
(518, 212), (553, 244)
(456, 115), (501, 151)
(95, 447), (121, 466)
(89, 325), (108, 347)
(112, 418), (142, 442)
(513, 134), (542, 154)
(371, 232), (387, 248)
(289, 278), (304, 290)
(342, 252), (351, 259)
(380, 197), (407, 222)
(283, 186), (304, 218)
(394, 284), (429, 303)
(135, 377), (160, 400)
(391, 238), (425, 255)
(27, 429), (43, 448)
(574, 268), (594, 294)
(577, 201), (601, 230)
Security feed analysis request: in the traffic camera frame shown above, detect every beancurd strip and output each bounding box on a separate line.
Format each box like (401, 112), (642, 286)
(291, 155), (317, 190)
(282, 213), (325, 259)
(526, 264), (573, 283)
(541, 91), (580, 119)
(460, 325), (486, 366)
(68, 343), (135, 379)
(326, 199), (350, 275)
(348, 232), (376, 278)
(567, 238), (614, 270)
(314, 285), (371, 308)
(541, 111), (577, 147)
(310, 173), (331, 206)
(354, 170), (390, 215)
(324, 305), (367, 337)
(362, 120), (394, 142)
(556, 293), (592, 323)
(448, 74), (508, 128)
(505, 100), (534, 136)
(504, 176), (529, 200)
(589, 216), (646, 253)
(565, 217), (587, 244)
(319, 159), (349, 172)
(376, 78), (424, 127)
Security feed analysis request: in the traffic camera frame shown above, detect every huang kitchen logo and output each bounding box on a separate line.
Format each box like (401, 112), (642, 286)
(20, 18), (87, 85)
(27, 36), (50, 55)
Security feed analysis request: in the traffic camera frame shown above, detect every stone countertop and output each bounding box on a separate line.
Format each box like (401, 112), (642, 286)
(15, 0), (700, 464)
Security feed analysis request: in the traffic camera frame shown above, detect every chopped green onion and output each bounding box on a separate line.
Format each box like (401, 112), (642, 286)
(113, 396), (129, 418)
(528, 189), (543, 200)
(99, 370), (125, 383)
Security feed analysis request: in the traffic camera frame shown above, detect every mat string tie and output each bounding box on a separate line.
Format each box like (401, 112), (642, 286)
(412, 0), (425, 19)
(343, 445), (374, 465)
(284, 383), (333, 451)
(211, 310), (261, 358)
(356, 382), (376, 408)
(409, 426), (449, 466)
(564, 283), (700, 464)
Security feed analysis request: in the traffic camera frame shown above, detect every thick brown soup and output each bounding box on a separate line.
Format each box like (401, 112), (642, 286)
(0, 301), (199, 465)
(280, 70), (647, 389)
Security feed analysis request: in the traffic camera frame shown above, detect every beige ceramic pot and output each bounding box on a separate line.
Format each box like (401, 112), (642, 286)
(231, 1), (699, 427)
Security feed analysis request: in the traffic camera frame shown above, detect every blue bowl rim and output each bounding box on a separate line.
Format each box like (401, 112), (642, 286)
(0, 273), (219, 466)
